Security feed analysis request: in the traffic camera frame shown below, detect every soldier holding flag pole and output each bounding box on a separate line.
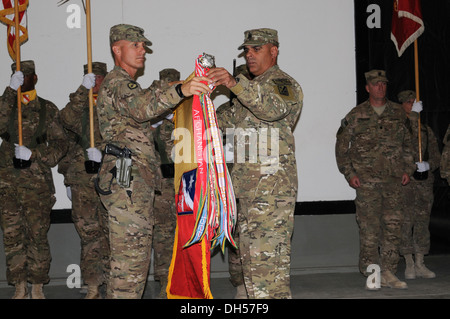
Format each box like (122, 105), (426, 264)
(0, 0), (68, 298)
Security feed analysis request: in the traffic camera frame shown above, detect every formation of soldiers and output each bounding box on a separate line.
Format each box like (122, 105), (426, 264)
(0, 23), (448, 299)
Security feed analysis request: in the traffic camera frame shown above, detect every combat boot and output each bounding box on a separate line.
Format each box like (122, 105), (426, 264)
(12, 281), (29, 299)
(84, 285), (101, 299)
(31, 284), (45, 299)
(404, 254), (416, 279)
(415, 253), (436, 278)
(381, 270), (408, 289)
(234, 284), (248, 299)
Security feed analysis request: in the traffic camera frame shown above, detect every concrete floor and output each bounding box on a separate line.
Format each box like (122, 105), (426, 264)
(0, 254), (449, 300)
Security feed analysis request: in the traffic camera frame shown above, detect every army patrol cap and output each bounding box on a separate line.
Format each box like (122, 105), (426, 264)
(11, 60), (35, 75)
(84, 62), (108, 76)
(365, 69), (389, 84)
(159, 68), (180, 83)
(109, 24), (152, 47)
(238, 28), (279, 50)
(398, 90), (416, 103)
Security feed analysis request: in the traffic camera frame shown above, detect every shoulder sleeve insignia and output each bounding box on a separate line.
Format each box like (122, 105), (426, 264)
(128, 82), (138, 90)
(272, 78), (294, 100)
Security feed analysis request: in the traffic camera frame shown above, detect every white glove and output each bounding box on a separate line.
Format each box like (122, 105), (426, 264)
(66, 186), (72, 201)
(10, 71), (24, 91)
(151, 120), (163, 128)
(82, 73), (96, 90)
(416, 161), (430, 172)
(412, 100), (423, 113)
(14, 144), (32, 161)
(0, 136), (3, 147)
(86, 147), (102, 163)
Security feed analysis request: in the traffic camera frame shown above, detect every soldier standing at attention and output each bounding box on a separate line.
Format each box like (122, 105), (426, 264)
(397, 90), (440, 280)
(335, 70), (416, 290)
(96, 24), (211, 299)
(0, 61), (68, 299)
(59, 62), (111, 299)
(207, 28), (304, 299)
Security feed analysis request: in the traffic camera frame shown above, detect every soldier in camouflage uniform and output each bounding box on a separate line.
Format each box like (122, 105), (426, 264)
(397, 90), (441, 280)
(96, 24), (211, 298)
(208, 28), (304, 299)
(59, 62), (110, 298)
(149, 68), (179, 298)
(335, 70), (416, 290)
(0, 61), (68, 299)
(441, 124), (450, 183)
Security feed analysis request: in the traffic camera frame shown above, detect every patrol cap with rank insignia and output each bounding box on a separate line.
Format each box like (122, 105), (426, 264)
(11, 60), (35, 75)
(238, 28), (279, 50)
(109, 24), (152, 47)
(365, 69), (388, 84)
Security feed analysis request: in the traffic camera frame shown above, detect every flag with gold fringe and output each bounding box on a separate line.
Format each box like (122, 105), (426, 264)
(0, 0), (29, 61)
(167, 53), (237, 299)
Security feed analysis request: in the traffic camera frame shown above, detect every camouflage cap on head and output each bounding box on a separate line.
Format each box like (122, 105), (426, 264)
(398, 90), (416, 103)
(159, 68), (180, 83)
(365, 69), (389, 84)
(238, 28), (279, 50)
(84, 62), (108, 76)
(11, 60), (35, 75)
(109, 24), (152, 47)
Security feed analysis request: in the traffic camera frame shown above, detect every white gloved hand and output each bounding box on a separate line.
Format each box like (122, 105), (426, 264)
(14, 144), (32, 161)
(151, 120), (163, 128)
(10, 71), (24, 91)
(86, 147), (102, 163)
(412, 100), (423, 113)
(82, 73), (96, 90)
(66, 186), (72, 201)
(416, 161), (430, 172)
(0, 136), (3, 147)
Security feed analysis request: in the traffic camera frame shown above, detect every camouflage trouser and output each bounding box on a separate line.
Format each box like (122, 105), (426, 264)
(0, 182), (54, 285)
(237, 196), (295, 299)
(100, 172), (155, 299)
(400, 180), (434, 255)
(152, 178), (176, 283)
(71, 183), (110, 286)
(355, 181), (404, 275)
(228, 217), (244, 287)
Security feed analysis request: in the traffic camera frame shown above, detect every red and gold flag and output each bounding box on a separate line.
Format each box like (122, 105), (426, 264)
(0, 0), (29, 61)
(391, 0), (424, 57)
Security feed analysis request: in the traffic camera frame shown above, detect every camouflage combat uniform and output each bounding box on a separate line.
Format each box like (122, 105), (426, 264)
(441, 124), (450, 183)
(59, 63), (110, 289)
(225, 47), (303, 297)
(336, 98), (416, 275)
(0, 61), (67, 286)
(97, 25), (183, 298)
(396, 91), (441, 257)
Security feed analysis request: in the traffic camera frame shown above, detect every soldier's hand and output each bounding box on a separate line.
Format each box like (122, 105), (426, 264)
(207, 68), (237, 89)
(86, 147), (102, 163)
(14, 144), (32, 161)
(349, 175), (361, 189)
(181, 76), (212, 97)
(401, 173), (410, 186)
(412, 100), (423, 113)
(416, 161), (430, 172)
(10, 71), (24, 91)
(82, 73), (96, 90)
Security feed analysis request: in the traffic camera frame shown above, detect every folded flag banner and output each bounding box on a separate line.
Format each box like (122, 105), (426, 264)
(391, 0), (424, 57)
(167, 53), (237, 299)
(0, 0), (29, 61)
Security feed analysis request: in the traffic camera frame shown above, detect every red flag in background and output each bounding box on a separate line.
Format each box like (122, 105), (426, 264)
(391, 0), (424, 57)
(0, 0), (29, 61)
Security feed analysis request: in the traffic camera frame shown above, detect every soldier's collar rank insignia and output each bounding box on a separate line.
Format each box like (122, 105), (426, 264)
(128, 82), (138, 90)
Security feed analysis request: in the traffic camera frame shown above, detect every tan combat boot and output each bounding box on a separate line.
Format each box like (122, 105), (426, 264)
(12, 281), (29, 299)
(31, 284), (45, 299)
(234, 284), (248, 299)
(84, 285), (101, 299)
(415, 253), (436, 278)
(404, 254), (416, 279)
(381, 270), (408, 289)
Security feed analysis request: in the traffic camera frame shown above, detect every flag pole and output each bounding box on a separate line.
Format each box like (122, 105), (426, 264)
(414, 39), (423, 162)
(85, 0), (94, 148)
(14, 0), (22, 146)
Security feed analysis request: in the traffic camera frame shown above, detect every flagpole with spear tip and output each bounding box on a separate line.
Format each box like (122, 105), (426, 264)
(14, 0), (22, 146)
